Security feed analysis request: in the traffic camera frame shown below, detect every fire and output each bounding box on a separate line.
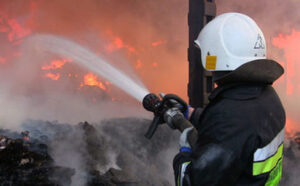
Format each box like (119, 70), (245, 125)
(152, 62), (158, 67)
(273, 29), (300, 95)
(0, 1), (189, 104)
(105, 30), (136, 53)
(272, 29), (300, 132)
(135, 59), (142, 69)
(152, 40), (167, 47)
(81, 73), (107, 90)
(41, 59), (71, 70)
(0, 11), (32, 66)
(286, 118), (299, 135)
(7, 19), (31, 42)
(44, 73), (60, 81)
(0, 13), (31, 42)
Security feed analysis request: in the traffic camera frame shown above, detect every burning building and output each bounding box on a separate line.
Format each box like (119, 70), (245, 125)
(0, 0), (299, 185)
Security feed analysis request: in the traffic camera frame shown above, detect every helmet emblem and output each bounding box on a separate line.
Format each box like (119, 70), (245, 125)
(205, 56), (217, 70)
(254, 34), (265, 49)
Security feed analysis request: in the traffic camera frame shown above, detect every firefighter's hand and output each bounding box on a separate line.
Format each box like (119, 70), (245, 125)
(163, 107), (184, 129)
(179, 127), (193, 153)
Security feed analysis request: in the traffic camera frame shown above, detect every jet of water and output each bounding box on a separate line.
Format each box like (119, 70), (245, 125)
(29, 34), (149, 102)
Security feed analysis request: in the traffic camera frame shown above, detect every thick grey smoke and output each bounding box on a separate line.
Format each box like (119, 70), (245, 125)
(282, 136), (300, 186)
(21, 118), (179, 185)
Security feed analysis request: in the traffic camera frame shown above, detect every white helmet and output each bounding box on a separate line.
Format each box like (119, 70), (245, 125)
(194, 12), (266, 71)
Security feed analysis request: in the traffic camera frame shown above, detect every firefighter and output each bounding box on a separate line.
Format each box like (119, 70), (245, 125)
(164, 13), (286, 186)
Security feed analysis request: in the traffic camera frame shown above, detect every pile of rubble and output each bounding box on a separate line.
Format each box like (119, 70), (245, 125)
(0, 119), (299, 185)
(0, 134), (73, 185)
(0, 118), (178, 186)
(0, 133), (137, 186)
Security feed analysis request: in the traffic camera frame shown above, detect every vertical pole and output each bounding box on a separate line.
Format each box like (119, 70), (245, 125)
(188, 0), (216, 108)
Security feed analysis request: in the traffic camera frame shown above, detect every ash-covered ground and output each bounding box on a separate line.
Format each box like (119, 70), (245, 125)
(0, 118), (179, 186)
(0, 118), (299, 186)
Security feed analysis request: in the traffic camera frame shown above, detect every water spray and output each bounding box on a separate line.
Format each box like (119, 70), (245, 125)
(28, 34), (149, 102)
(25, 35), (196, 142)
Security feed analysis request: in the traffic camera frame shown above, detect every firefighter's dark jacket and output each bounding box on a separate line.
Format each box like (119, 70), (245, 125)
(173, 59), (286, 186)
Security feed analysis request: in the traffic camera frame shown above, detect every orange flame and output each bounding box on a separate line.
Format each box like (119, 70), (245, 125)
(135, 59), (142, 69)
(0, 14), (31, 42)
(286, 118), (299, 135)
(44, 73), (60, 80)
(273, 29), (300, 95)
(152, 40), (167, 47)
(81, 73), (107, 90)
(105, 30), (136, 53)
(42, 59), (71, 70)
(152, 62), (158, 67)
(273, 29), (300, 132)
(7, 19), (31, 42)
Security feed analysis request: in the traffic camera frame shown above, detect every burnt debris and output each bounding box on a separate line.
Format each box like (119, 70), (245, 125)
(0, 134), (74, 186)
(0, 119), (298, 186)
(0, 119), (178, 186)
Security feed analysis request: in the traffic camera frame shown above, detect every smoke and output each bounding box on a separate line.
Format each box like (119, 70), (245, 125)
(20, 118), (178, 185)
(0, 0), (189, 98)
(282, 134), (300, 185)
(0, 64), (147, 130)
(215, 0), (300, 35)
(0, 0), (188, 130)
(0, 0), (298, 113)
(0, 25), (148, 131)
(27, 34), (149, 102)
(0, 0), (299, 185)
(1, 1), (179, 185)
(95, 118), (179, 185)
(48, 124), (88, 186)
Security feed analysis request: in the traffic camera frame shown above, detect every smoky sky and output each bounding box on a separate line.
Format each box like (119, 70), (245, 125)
(0, 0), (299, 129)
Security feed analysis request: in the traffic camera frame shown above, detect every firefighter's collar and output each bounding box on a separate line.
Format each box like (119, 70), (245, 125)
(216, 59), (284, 86)
(209, 83), (266, 101)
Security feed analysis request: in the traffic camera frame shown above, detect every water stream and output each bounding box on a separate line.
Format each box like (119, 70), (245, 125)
(28, 34), (149, 102)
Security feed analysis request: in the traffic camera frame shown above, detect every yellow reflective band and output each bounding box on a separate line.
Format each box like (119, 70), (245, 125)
(205, 56), (217, 70)
(253, 144), (283, 176)
(265, 158), (282, 186)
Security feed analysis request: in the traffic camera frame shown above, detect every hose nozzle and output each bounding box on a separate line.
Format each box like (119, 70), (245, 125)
(142, 93), (161, 113)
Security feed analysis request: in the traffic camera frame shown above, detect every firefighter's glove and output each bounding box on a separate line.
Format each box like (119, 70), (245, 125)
(179, 127), (193, 153)
(163, 107), (184, 129)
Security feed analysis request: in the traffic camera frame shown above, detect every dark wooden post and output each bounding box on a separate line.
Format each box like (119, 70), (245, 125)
(188, 0), (216, 107)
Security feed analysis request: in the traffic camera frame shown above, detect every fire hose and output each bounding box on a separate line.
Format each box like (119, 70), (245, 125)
(142, 93), (198, 149)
